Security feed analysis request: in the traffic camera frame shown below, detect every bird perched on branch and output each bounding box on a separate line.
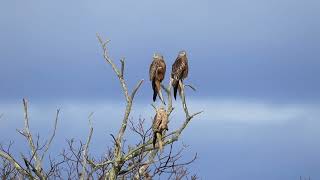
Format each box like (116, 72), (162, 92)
(152, 107), (168, 151)
(149, 53), (166, 104)
(171, 50), (189, 100)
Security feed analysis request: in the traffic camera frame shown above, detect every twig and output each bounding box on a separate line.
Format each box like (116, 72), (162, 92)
(120, 58), (125, 78)
(184, 84), (197, 91)
(40, 109), (60, 163)
(131, 80), (144, 99)
(96, 34), (129, 102)
(80, 113), (94, 180)
(151, 104), (157, 111)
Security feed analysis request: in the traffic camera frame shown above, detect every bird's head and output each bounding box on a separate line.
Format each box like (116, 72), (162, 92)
(158, 107), (166, 111)
(153, 53), (163, 60)
(157, 107), (168, 116)
(178, 50), (187, 57)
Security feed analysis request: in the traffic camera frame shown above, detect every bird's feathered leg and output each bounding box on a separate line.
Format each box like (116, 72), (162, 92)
(158, 87), (166, 105)
(155, 80), (166, 105)
(179, 80), (189, 113)
(179, 80), (184, 100)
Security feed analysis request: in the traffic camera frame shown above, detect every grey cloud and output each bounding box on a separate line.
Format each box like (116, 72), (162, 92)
(1, 99), (320, 179)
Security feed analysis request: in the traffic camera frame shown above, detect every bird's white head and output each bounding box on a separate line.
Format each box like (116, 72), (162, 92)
(153, 53), (163, 60)
(178, 50), (187, 57)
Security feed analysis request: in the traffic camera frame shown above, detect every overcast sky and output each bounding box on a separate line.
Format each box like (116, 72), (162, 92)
(1, 0), (320, 179)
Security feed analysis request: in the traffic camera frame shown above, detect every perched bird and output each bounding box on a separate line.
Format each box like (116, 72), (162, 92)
(149, 53), (166, 104)
(152, 107), (168, 151)
(171, 50), (189, 100)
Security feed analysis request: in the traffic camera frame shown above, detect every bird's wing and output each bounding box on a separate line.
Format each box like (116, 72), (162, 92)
(149, 59), (157, 81)
(155, 59), (166, 81)
(159, 110), (168, 130)
(171, 56), (185, 80)
(182, 57), (188, 79)
(160, 59), (166, 79)
(152, 113), (162, 132)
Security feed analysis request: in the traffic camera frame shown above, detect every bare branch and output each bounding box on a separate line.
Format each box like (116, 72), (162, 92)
(21, 155), (45, 180)
(151, 104), (157, 111)
(40, 109), (60, 163)
(80, 112), (94, 180)
(0, 150), (31, 178)
(96, 33), (129, 102)
(131, 79), (144, 99)
(161, 80), (173, 115)
(97, 34), (146, 178)
(22, 99), (42, 171)
(120, 58), (125, 78)
(184, 84), (197, 91)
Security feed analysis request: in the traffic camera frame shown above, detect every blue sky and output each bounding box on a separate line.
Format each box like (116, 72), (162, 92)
(1, 0), (320, 179)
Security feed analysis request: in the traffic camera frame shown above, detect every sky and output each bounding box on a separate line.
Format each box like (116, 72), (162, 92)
(1, 0), (320, 179)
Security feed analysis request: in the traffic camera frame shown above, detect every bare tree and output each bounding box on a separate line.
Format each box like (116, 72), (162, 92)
(0, 35), (202, 179)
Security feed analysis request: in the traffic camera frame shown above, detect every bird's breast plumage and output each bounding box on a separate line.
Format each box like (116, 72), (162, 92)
(171, 55), (188, 80)
(149, 58), (166, 81)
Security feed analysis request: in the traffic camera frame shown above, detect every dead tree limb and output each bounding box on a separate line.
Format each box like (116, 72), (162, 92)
(97, 34), (144, 178)
(80, 113), (94, 180)
(40, 109), (60, 164)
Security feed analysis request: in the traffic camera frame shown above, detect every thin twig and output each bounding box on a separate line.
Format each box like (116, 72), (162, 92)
(131, 79), (144, 99)
(184, 84), (197, 91)
(40, 109), (60, 163)
(120, 58), (125, 78)
(80, 112), (94, 180)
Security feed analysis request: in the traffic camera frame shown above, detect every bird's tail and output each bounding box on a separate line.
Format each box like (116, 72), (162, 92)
(153, 132), (157, 148)
(156, 133), (163, 151)
(172, 79), (178, 100)
(152, 80), (157, 102)
(153, 132), (163, 151)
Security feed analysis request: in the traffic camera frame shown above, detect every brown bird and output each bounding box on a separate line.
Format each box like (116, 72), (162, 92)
(152, 107), (168, 151)
(171, 50), (188, 100)
(149, 53), (166, 104)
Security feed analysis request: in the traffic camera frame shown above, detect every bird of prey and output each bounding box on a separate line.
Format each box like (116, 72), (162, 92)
(152, 107), (168, 151)
(149, 53), (166, 104)
(171, 50), (188, 100)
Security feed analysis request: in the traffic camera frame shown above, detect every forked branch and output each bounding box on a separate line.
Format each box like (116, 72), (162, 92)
(96, 34), (145, 178)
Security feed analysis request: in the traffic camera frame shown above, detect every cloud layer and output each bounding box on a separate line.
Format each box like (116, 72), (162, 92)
(1, 99), (319, 179)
